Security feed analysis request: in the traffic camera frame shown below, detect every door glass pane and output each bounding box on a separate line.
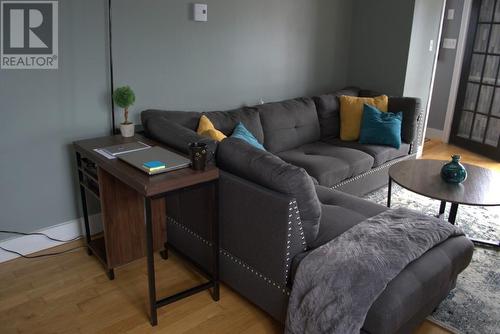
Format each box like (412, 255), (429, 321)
(480, 0), (495, 21)
(495, 0), (500, 22)
(478, 85), (494, 113)
(485, 118), (500, 146)
(464, 83), (480, 110)
(469, 54), (485, 82)
(471, 114), (488, 142)
(489, 25), (500, 53)
(491, 88), (500, 116)
(483, 56), (499, 83)
(458, 111), (474, 138)
(475, 24), (491, 52)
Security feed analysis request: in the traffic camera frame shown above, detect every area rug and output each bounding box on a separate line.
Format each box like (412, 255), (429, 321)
(363, 185), (499, 334)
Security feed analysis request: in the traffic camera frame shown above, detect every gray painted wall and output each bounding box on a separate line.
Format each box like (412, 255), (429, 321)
(0, 0), (354, 241)
(428, 0), (466, 130)
(112, 0), (354, 124)
(0, 0), (422, 243)
(347, 0), (415, 96)
(0, 0), (110, 241)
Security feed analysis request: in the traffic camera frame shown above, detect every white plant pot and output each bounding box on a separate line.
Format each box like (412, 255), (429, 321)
(120, 123), (135, 137)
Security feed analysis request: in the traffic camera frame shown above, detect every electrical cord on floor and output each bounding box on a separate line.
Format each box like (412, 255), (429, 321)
(0, 245), (85, 259)
(0, 230), (84, 259)
(0, 230), (82, 242)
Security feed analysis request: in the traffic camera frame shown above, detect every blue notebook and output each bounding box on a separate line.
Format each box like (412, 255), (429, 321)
(143, 160), (166, 169)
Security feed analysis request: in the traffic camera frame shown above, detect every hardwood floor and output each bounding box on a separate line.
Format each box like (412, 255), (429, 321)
(1, 140), (496, 334)
(422, 139), (500, 171)
(0, 242), (282, 334)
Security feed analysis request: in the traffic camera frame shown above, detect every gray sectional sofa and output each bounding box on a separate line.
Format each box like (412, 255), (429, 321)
(141, 87), (473, 334)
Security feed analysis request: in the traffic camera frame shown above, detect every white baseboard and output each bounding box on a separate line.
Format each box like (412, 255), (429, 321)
(425, 127), (444, 140)
(0, 214), (102, 263)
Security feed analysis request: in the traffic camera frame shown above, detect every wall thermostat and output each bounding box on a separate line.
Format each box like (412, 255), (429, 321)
(193, 4), (208, 22)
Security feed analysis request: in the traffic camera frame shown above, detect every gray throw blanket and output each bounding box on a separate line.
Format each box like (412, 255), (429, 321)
(285, 207), (464, 334)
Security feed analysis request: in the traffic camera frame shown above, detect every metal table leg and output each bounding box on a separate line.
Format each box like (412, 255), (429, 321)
(145, 197), (158, 326)
(447, 202), (499, 248)
(438, 201), (446, 219)
(76, 153), (92, 256)
(469, 238), (500, 248)
(144, 180), (220, 326)
(448, 203), (459, 225)
(211, 180), (220, 301)
(387, 177), (392, 208)
(106, 269), (115, 280)
(160, 244), (169, 260)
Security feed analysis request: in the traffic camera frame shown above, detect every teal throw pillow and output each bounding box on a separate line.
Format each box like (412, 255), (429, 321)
(359, 104), (402, 149)
(231, 122), (266, 151)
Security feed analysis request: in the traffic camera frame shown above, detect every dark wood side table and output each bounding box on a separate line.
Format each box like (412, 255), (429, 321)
(73, 134), (219, 326)
(388, 159), (500, 248)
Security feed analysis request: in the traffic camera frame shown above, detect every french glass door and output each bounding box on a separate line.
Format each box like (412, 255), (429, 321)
(451, 0), (500, 161)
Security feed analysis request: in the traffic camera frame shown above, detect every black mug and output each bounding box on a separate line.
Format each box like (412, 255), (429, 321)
(189, 142), (208, 171)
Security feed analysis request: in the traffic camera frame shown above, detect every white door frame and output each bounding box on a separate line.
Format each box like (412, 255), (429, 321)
(417, 0), (447, 157)
(442, 0), (474, 143)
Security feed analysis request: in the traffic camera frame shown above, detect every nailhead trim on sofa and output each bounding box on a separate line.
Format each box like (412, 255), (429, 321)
(285, 200), (307, 283)
(167, 216), (212, 247)
(331, 153), (417, 190)
(167, 215), (292, 296)
(221, 249), (291, 296)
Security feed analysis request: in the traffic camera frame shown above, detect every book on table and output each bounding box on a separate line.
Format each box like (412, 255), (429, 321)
(143, 160), (166, 172)
(118, 146), (191, 175)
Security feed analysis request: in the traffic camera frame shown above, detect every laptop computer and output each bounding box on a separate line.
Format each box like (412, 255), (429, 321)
(118, 146), (191, 175)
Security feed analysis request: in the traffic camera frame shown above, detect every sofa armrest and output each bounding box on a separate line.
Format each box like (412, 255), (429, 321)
(220, 171), (306, 286)
(388, 96), (422, 146)
(142, 115), (217, 159)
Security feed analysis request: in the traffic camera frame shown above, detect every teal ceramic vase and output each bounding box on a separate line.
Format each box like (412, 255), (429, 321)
(441, 155), (467, 183)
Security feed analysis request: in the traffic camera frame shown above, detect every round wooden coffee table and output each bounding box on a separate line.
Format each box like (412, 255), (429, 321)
(388, 159), (500, 248)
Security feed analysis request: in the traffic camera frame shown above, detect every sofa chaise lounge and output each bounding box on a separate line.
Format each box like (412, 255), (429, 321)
(141, 87), (473, 333)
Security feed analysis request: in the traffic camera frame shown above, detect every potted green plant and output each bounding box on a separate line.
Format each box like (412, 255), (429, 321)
(113, 86), (136, 137)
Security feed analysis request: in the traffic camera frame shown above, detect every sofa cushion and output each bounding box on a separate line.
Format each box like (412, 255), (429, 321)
(339, 95), (388, 141)
(197, 115), (227, 141)
(359, 104), (402, 149)
(309, 186), (387, 249)
(205, 108), (264, 144)
(363, 235), (473, 334)
(230, 122), (265, 151)
(312, 88), (360, 139)
(277, 142), (374, 187)
(141, 109), (201, 131)
(324, 137), (410, 167)
(253, 97), (320, 153)
(217, 137), (321, 245)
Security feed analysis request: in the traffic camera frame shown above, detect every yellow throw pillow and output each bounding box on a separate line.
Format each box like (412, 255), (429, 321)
(339, 95), (388, 141)
(197, 115), (227, 142)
